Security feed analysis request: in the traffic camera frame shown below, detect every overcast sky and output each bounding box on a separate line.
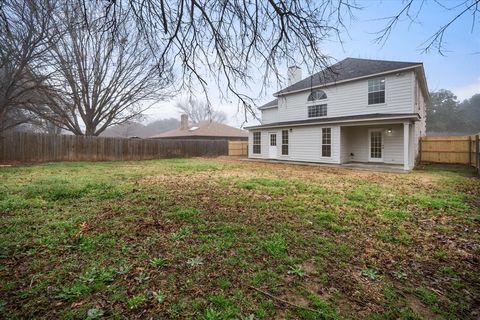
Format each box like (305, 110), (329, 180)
(143, 0), (480, 128)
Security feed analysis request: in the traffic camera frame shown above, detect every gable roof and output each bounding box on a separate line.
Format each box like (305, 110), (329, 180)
(150, 120), (248, 139)
(275, 58), (423, 96)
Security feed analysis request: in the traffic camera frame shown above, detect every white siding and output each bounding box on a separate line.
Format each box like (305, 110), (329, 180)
(248, 125), (340, 164)
(248, 131), (269, 159)
(413, 72), (427, 164)
(261, 71), (415, 123)
(261, 108), (278, 124)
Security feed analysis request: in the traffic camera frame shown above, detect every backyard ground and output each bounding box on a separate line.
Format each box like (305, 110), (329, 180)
(0, 158), (479, 319)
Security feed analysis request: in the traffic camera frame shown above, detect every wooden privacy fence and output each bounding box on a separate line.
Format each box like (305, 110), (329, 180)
(420, 134), (480, 174)
(0, 132), (229, 163)
(228, 141), (248, 156)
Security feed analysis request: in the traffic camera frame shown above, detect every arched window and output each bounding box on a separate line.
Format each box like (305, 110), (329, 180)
(307, 90), (327, 101)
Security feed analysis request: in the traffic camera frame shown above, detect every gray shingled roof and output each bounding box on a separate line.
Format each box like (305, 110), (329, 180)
(275, 58), (422, 95)
(245, 113), (420, 129)
(258, 98), (278, 109)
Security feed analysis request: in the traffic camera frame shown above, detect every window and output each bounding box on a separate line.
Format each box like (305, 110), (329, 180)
(253, 132), (261, 154)
(308, 104), (327, 118)
(368, 78), (385, 104)
(307, 90), (327, 101)
(282, 130), (289, 155)
(321, 128), (331, 157)
(270, 134), (276, 146)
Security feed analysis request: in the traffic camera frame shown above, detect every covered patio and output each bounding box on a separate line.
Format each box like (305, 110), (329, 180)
(340, 121), (415, 171)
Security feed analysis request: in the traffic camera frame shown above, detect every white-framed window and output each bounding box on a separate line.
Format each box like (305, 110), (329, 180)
(368, 78), (385, 104)
(321, 128), (331, 157)
(282, 130), (289, 155)
(253, 132), (261, 154)
(307, 90), (327, 101)
(308, 104), (327, 118)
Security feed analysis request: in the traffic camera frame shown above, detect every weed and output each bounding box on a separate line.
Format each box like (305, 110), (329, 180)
(362, 268), (379, 281)
(393, 270), (407, 281)
(152, 290), (166, 304)
(287, 265), (306, 277)
(86, 308), (104, 319)
(187, 256), (204, 268)
(150, 257), (167, 268)
(135, 272), (150, 284)
(127, 294), (146, 310)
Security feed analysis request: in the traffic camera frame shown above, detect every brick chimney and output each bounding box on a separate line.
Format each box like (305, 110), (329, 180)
(180, 114), (189, 130)
(287, 66), (302, 86)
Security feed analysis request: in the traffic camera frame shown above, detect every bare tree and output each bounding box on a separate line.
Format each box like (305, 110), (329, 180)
(0, 0), (55, 133)
(94, 0), (357, 119)
(374, 0), (480, 54)
(94, 0), (479, 120)
(176, 98), (227, 123)
(34, 0), (174, 136)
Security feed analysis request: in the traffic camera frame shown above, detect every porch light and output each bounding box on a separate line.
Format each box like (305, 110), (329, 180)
(387, 128), (392, 134)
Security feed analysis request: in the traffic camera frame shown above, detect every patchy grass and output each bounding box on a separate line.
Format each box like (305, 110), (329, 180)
(0, 158), (479, 319)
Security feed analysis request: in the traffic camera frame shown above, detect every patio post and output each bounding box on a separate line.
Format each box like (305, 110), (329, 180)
(404, 122), (410, 170)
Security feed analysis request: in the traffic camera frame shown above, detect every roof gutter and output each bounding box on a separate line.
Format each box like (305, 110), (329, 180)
(273, 65), (424, 97)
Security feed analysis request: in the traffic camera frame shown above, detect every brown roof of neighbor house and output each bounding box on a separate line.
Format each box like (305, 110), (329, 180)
(150, 120), (248, 139)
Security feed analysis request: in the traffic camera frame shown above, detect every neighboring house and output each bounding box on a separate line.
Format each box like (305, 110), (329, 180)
(150, 115), (248, 141)
(245, 58), (428, 171)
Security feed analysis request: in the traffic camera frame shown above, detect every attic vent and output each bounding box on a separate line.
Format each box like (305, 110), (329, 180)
(188, 126), (199, 131)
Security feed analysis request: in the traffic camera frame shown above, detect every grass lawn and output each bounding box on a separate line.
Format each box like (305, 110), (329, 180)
(1, 158), (479, 319)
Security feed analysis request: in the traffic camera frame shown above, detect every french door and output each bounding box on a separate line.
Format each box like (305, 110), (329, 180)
(368, 129), (383, 162)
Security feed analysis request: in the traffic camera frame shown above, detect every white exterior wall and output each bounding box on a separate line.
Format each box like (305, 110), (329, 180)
(248, 131), (269, 159)
(248, 125), (341, 164)
(260, 108), (278, 124)
(261, 71), (415, 123)
(413, 73), (427, 164)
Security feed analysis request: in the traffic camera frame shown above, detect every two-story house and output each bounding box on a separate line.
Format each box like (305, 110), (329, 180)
(245, 58), (428, 171)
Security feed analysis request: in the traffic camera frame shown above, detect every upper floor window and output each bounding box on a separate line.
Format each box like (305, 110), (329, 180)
(308, 104), (327, 118)
(307, 90), (327, 101)
(253, 132), (261, 154)
(368, 78), (385, 104)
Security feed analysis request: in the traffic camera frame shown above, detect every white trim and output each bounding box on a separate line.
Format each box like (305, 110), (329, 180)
(246, 115), (420, 130)
(258, 105), (278, 110)
(274, 65), (423, 97)
(368, 129), (384, 162)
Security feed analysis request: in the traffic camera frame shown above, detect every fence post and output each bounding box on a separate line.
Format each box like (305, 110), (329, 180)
(476, 134), (479, 175)
(419, 137), (422, 164)
(468, 136), (472, 167)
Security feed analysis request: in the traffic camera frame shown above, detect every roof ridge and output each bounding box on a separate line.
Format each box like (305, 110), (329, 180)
(343, 57), (423, 64)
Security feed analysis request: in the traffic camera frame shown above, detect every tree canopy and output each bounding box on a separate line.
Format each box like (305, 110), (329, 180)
(427, 90), (480, 134)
